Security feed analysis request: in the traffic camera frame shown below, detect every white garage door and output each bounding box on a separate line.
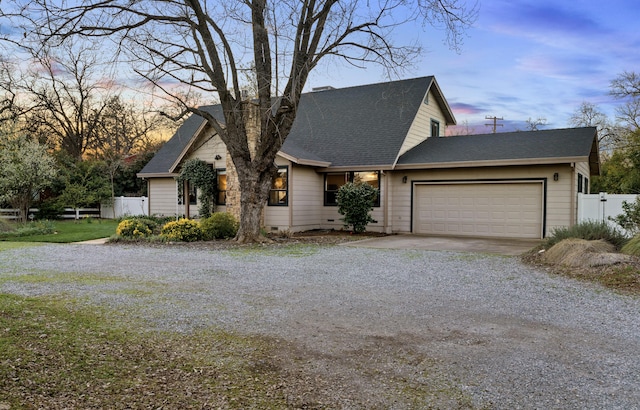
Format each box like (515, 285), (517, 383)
(413, 182), (543, 239)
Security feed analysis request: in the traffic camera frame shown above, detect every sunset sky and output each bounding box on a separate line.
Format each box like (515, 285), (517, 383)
(1, 0), (638, 135)
(305, 0), (640, 133)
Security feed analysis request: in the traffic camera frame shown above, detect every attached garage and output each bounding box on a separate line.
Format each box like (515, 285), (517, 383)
(412, 181), (545, 239)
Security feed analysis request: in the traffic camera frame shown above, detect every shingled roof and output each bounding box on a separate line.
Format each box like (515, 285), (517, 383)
(139, 76), (454, 176)
(139, 105), (223, 176)
(396, 127), (600, 174)
(280, 76), (454, 167)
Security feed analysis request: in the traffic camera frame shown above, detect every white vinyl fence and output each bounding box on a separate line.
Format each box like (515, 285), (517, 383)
(101, 196), (149, 219)
(1, 197), (148, 220)
(577, 193), (638, 234)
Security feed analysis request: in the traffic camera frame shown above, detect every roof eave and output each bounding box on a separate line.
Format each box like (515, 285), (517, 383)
(137, 172), (179, 179)
(277, 151), (332, 167)
(317, 164), (395, 172)
(168, 119), (208, 173)
(394, 156), (590, 170)
(430, 77), (457, 126)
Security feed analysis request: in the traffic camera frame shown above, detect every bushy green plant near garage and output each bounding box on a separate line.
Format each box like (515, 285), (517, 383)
(160, 218), (203, 242)
(545, 220), (628, 250)
(336, 181), (379, 233)
(200, 212), (238, 240)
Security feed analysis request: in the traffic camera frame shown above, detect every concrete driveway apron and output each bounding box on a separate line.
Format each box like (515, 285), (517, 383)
(343, 234), (541, 256)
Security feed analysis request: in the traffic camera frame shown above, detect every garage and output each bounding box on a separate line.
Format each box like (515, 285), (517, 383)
(413, 181), (544, 239)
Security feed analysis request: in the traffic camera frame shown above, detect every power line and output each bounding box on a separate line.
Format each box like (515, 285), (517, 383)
(485, 115), (504, 133)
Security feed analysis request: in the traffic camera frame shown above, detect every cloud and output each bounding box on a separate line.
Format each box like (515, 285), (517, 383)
(450, 102), (484, 115)
(487, 2), (609, 42)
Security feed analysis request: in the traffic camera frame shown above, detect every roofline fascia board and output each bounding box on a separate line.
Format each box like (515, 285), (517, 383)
(394, 156), (589, 170)
(277, 151), (332, 167)
(137, 172), (179, 179)
(168, 119), (208, 173)
(317, 165), (395, 172)
(430, 77), (457, 126)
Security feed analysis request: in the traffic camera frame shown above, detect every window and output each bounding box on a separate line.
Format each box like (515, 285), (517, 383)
(216, 169), (227, 205)
(324, 171), (380, 206)
(431, 119), (440, 137)
(578, 173), (583, 193)
(188, 181), (197, 205)
(268, 166), (288, 206)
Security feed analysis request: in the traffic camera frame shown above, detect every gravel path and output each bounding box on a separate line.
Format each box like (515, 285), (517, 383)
(2, 242), (639, 409)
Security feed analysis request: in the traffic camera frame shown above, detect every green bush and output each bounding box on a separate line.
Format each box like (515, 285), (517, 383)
(35, 199), (64, 220)
(621, 235), (640, 256)
(336, 182), (379, 233)
(0, 220), (55, 238)
(200, 212), (238, 240)
(545, 220), (628, 250)
(115, 218), (155, 239)
(160, 218), (203, 242)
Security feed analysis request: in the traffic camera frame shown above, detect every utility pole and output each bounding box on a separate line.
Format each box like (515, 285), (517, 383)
(485, 115), (504, 133)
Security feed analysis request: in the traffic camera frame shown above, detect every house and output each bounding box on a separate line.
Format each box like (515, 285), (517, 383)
(138, 76), (599, 239)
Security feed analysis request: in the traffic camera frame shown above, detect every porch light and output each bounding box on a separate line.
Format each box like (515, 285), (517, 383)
(553, 173), (559, 181)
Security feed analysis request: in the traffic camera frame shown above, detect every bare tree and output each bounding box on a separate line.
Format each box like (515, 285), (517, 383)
(90, 95), (170, 158)
(0, 43), (111, 160)
(448, 119), (476, 136)
(611, 71), (640, 131)
(611, 71), (640, 99)
(568, 101), (622, 150)
(2, 0), (477, 242)
(525, 117), (547, 131)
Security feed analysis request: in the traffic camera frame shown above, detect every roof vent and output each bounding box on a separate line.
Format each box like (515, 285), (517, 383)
(312, 86), (335, 92)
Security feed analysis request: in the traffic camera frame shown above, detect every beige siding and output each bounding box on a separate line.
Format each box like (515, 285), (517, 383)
(398, 89), (447, 156)
(185, 132), (227, 170)
(390, 165), (574, 238)
(290, 165), (324, 232)
(148, 178), (181, 217)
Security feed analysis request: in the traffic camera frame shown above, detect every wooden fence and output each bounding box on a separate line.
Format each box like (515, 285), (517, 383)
(0, 207), (101, 221)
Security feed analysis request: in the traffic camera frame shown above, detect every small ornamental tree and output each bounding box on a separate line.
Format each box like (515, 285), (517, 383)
(336, 182), (379, 233)
(176, 159), (217, 218)
(0, 133), (58, 222)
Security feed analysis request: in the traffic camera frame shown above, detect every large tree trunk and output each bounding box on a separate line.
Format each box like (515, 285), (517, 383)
(234, 160), (277, 243)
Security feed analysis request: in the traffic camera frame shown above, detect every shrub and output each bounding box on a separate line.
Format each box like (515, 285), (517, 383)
(0, 220), (55, 238)
(545, 220), (628, 250)
(200, 212), (238, 240)
(160, 218), (203, 242)
(116, 218), (155, 239)
(336, 182), (379, 233)
(35, 199), (64, 220)
(0, 219), (13, 233)
(621, 235), (640, 256)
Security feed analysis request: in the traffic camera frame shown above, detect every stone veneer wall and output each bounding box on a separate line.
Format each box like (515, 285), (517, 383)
(224, 103), (261, 223)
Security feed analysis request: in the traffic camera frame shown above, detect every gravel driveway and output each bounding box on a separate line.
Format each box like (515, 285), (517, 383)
(2, 242), (639, 409)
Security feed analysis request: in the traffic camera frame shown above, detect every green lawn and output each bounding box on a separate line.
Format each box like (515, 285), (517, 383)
(0, 219), (119, 243)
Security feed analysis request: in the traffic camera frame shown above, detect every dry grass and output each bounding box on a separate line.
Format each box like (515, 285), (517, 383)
(525, 238), (640, 295)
